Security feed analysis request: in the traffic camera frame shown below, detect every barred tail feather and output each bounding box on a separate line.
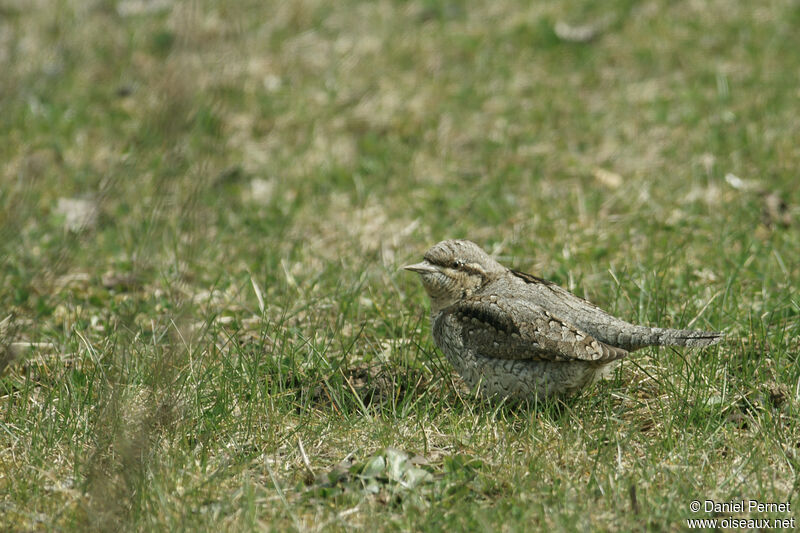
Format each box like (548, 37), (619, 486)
(585, 322), (725, 351)
(651, 327), (724, 348)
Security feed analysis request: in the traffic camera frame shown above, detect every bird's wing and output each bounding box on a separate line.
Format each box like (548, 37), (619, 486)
(510, 269), (611, 317)
(508, 269), (724, 350)
(435, 296), (629, 364)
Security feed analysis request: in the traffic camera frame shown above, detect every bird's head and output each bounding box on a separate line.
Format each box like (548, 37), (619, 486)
(403, 240), (506, 313)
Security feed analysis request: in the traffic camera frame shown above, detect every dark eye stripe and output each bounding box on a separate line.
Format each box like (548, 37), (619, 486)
(421, 255), (484, 278)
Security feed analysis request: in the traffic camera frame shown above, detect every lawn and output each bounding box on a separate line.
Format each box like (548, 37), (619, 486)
(1, 0), (798, 530)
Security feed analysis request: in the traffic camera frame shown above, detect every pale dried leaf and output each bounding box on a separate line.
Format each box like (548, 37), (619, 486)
(593, 168), (623, 189)
(554, 21), (601, 43)
(247, 178), (275, 204)
(724, 173), (757, 191)
(55, 197), (98, 232)
(117, 0), (173, 16)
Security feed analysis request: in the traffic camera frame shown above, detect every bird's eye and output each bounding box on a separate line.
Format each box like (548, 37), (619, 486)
(451, 260), (462, 268)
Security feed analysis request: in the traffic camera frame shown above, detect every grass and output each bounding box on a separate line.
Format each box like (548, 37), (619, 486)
(1, 0), (799, 530)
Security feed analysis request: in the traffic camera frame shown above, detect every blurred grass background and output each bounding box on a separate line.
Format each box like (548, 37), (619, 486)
(1, 0), (798, 530)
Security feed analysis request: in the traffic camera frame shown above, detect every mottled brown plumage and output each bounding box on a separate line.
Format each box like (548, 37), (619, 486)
(404, 240), (723, 400)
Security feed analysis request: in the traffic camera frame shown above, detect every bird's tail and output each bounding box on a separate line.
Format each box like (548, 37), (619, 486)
(583, 320), (724, 351)
(636, 327), (724, 348)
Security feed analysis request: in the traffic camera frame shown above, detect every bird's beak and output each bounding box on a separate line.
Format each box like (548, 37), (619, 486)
(402, 261), (438, 274)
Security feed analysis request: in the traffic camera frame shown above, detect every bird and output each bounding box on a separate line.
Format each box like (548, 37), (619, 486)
(404, 240), (723, 401)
